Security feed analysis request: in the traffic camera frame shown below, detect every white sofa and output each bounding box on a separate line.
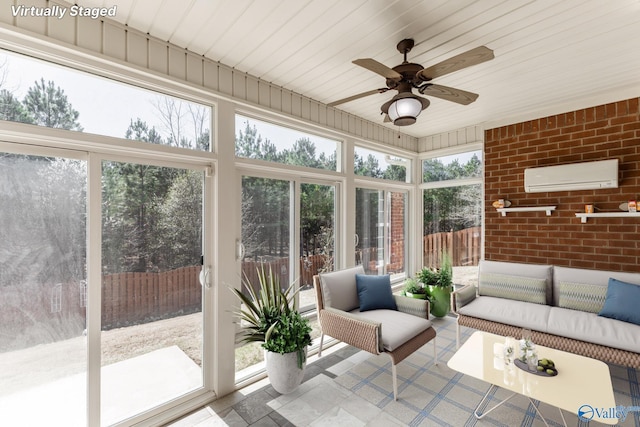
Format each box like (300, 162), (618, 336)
(451, 260), (640, 368)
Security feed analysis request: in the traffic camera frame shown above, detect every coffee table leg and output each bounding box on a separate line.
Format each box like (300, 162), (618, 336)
(474, 384), (518, 419)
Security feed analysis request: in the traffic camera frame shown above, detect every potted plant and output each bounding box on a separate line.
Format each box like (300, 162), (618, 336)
(418, 252), (453, 317)
(403, 277), (427, 299)
(231, 265), (312, 394)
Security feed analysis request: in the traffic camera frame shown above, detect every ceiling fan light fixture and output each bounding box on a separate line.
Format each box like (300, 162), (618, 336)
(382, 92), (430, 126)
(388, 97), (423, 126)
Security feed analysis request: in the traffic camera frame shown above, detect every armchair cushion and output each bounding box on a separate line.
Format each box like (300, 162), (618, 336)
(351, 309), (432, 352)
(318, 265), (364, 312)
(356, 274), (397, 312)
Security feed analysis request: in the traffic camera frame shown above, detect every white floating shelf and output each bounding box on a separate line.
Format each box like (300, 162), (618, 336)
(496, 206), (556, 217)
(575, 212), (640, 223)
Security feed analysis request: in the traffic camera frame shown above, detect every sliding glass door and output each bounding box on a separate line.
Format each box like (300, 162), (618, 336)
(100, 160), (205, 425)
(236, 174), (336, 380)
(0, 150), (88, 425)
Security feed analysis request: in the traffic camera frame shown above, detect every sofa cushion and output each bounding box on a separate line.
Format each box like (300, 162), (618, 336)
(478, 272), (547, 305)
(479, 260), (553, 304)
(350, 309), (432, 352)
(557, 281), (607, 314)
(356, 274), (397, 312)
(457, 296), (551, 332)
(548, 306), (640, 353)
(318, 265), (364, 312)
(599, 278), (640, 326)
(553, 266), (640, 307)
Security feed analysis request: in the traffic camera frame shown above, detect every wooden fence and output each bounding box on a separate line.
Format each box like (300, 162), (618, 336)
(101, 265), (201, 329)
(423, 226), (481, 267)
(241, 254), (327, 291)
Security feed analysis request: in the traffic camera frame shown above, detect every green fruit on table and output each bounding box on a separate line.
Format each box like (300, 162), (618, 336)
(537, 366), (544, 371)
(546, 369), (556, 376)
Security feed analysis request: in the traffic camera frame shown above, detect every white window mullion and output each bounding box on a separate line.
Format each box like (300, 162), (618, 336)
(86, 153), (103, 427)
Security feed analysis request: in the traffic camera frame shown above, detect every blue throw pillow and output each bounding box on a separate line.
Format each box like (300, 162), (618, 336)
(355, 274), (397, 312)
(598, 278), (640, 326)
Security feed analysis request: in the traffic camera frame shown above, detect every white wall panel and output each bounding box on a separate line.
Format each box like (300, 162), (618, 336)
(309, 101), (318, 124)
(0, 0), (15, 25)
(76, 15), (101, 52)
(269, 86), (281, 111)
(281, 90), (292, 115)
(186, 53), (203, 87)
(48, 2), (74, 45)
(203, 61), (219, 92)
(291, 93), (302, 118)
(231, 72), (245, 100)
(168, 46), (186, 81)
(102, 22), (125, 61)
(418, 125), (483, 153)
(126, 31), (147, 68)
(317, 104), (326, 126)
(15, 0), (47, 35)
(257, 81), (269, 106)
(218, 65), (232, 96)
(148, 38), (167, 74)
(245, 75), (259, 105)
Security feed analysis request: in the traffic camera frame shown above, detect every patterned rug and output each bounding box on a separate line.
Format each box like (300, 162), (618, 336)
(332, 315), (640, 427)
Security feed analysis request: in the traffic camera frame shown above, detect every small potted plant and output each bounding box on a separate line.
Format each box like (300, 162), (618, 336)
(403, 277), (427, 299)
(417, 252), (453, 317)
(231, 264), (312, 394)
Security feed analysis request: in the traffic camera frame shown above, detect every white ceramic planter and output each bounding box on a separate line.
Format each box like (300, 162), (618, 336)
(265, 348), (307, 394)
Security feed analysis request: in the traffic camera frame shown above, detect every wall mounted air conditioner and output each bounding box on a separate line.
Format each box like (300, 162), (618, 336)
(524, 159), (619, 193)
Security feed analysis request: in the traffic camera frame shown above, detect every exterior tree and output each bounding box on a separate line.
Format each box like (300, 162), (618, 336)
(22, 78), (83, 130)
(0, 89), (34, 123)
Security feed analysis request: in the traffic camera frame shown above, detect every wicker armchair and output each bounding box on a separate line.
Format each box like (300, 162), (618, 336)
(313, 266), (437, 400)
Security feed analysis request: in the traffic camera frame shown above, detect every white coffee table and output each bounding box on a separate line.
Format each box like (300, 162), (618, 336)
(448, 331), (617, 426)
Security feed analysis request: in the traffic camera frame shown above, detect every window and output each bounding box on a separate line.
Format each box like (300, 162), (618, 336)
(355, 188), (408, 279)
(235, 114), (338, 170)
(422, 148), (482, 286)
(354, 146), (408, 182)
(422, 150), (482, 183)
(0, 49), (211, 150)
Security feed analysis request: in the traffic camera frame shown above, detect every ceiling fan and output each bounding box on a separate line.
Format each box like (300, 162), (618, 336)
(328, 39), (494, 126)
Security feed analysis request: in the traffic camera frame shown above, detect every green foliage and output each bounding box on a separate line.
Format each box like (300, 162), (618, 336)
(262, 310), (312, 369)
(0, 89), (34, 124)
(418, 252), (453, 288)
(23, 78), (83, 130)
(403, 277), (425, 294)
(231, 265), (299, 344)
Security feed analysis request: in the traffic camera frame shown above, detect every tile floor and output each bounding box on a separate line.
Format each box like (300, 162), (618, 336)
(166, 317), (640, 427)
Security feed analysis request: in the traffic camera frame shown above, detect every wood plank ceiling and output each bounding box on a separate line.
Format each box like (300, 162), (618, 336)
(75, 0), (640, 138)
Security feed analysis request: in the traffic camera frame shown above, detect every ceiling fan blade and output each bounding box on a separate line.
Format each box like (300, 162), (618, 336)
(421, 84), (479, 105)
(417, 46), (494, 80)
(327, 88), (388, 107)
(353, 58), (402, 80)
(383, 114), (391, 123)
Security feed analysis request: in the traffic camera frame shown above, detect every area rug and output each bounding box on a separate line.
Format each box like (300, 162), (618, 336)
(333, 316), (640, 427)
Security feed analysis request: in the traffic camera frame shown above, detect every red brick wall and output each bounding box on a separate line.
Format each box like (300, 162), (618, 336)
(484, 97), (640, 272)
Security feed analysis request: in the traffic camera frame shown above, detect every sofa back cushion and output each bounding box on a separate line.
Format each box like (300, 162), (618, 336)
(553, 266), (640, 307)
(318, 265), (365, 312)
(478, 260), (553, 305)
(557, 281), (607, 313)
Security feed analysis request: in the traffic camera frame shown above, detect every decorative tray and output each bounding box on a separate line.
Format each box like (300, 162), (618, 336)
(514, 359), (558, 377)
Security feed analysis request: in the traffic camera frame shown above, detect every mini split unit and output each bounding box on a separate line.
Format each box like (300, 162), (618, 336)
(524, 159), (619, 193)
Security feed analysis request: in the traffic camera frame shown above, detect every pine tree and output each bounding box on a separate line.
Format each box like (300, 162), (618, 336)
(23, 78), (83, 130)
(0, 89), (34, 124)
